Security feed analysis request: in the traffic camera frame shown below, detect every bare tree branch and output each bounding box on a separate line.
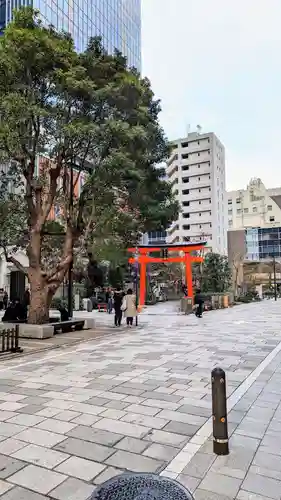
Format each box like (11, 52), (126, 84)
(2, 245), (27, 275)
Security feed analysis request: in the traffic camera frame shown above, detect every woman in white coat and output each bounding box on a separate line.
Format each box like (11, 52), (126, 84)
(122, 288), (137, 327)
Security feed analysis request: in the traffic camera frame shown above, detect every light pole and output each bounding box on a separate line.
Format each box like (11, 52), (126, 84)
(273, 255), (277, 301)
(135, 248), (139, 326)
(68, 164), (74, 318)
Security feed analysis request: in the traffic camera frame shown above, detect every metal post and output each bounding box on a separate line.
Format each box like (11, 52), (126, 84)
(211, 367), (229, 455)
(68, 164), (74, 318)
(273, 256), (277, 301)
(135, 249), (139, 326)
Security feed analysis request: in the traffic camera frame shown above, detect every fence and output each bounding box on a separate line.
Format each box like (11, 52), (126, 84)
(0, 325), (22, 355)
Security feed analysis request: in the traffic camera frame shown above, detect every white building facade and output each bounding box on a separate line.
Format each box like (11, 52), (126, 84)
(166, 131), (227, 254)
(227, 178), (281, 230)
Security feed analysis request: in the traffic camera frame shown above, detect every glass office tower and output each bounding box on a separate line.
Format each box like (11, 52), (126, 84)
(0, 0), (141, 70)
(245, 227), (281, 261)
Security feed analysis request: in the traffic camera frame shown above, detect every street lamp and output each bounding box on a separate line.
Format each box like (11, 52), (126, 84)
(135, 248), (139, 326)
(68, 163), (74, 318)
(273, 255), (277, 301)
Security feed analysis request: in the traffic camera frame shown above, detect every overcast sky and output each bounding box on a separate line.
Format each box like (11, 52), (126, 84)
(141, 0), (281, 190)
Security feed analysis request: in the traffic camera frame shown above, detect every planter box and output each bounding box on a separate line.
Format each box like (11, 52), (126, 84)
(19, 324), (54, 339)
(180, 297), (193, 314)
(202, 293), (230, 311)
(77, 318), (95, 329)
(0, 323), (53, 339)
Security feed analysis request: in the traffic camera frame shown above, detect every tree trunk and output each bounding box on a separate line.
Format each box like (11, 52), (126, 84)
(28, 272), (53, 324)
(28, 287), (51, 324)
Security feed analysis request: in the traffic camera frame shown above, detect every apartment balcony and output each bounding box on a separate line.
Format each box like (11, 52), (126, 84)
(181, 191), (212, 204)
(181, 164), (211, 177)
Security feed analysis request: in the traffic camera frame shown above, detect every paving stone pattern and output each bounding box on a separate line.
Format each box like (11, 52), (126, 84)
(0, 300), (280, 499)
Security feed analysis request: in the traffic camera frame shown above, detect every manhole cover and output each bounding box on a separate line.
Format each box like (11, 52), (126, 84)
(91, 473), (194, 500)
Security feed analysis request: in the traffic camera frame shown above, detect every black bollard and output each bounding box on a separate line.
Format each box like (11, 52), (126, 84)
(211, 367), (229, 455)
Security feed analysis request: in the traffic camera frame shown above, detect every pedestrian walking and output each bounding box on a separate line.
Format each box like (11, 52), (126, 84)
(3, 291), (8, 310)
(23, 287), (30, 318)
(194, 288), (204, 318)
(106, 287), (113, 314)
(122, 288), (137, 327)
(113, 287), (124, 326)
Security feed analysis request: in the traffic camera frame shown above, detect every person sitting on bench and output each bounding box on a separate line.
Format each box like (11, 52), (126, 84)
(2, 298), (27, 322)
(57, 304), (69, 322)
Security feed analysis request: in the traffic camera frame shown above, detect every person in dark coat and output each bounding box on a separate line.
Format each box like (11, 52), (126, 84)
(113, 287), (124, 326)
(23, 288), (30, 307)
(2, 298), (27, 322)
(3, 291), (8, 310)
(194, 289), (204, 318)
(0, 288), (4, 310)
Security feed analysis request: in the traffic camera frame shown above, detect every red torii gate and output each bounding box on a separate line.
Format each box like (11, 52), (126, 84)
(128, 242), (207, 309)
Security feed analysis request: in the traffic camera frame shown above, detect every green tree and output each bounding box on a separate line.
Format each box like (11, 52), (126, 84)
(0, 8), (177, 324)
(201, 253), (232, 293)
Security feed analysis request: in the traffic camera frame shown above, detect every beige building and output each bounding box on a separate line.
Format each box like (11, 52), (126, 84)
(166, 131), (227, 254)
(227, 178), (281, 230)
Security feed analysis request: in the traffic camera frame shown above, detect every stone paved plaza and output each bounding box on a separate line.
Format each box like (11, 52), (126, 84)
(0, 300), (281, 499)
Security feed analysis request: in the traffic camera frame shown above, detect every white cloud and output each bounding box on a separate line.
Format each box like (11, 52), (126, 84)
(141, 0), (281, 190)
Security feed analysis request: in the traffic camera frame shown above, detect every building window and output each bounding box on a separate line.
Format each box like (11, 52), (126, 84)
(270, 216), (275, 222)
(208, 150), (210, 154)
(198, 152), (200, 156)
(198, 177), (200, 181)
(210, 223), (212, 228)
(229, 220), (233, 226)
(236, 197), (241, 203)
(268, 205), (273, 211)
(181, 141), (188, 148)
(182, 153), (189, 159)
(198, 165), (200, 168)
(199, 225), (202, 229)
(237, 208), (242, 214)
(228, 199), (232, 205)
(253, 206), (257, 212)
(228, 209), (232, 215)
(199, 201), (201, 204)
(244, 208), (249, 213)
(199, 213), (201, 216)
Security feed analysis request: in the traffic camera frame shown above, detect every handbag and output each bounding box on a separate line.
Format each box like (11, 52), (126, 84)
(121, 297), (127, 312)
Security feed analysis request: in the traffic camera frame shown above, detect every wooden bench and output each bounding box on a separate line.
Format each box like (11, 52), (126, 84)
(50, 320), (85, 334)
(98, 303), (107, 312)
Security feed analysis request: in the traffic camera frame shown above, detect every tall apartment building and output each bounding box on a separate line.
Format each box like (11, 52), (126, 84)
(166, 131), (227, 254)
(227, 178), (281, 230)
(0, 0), (141, 70)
